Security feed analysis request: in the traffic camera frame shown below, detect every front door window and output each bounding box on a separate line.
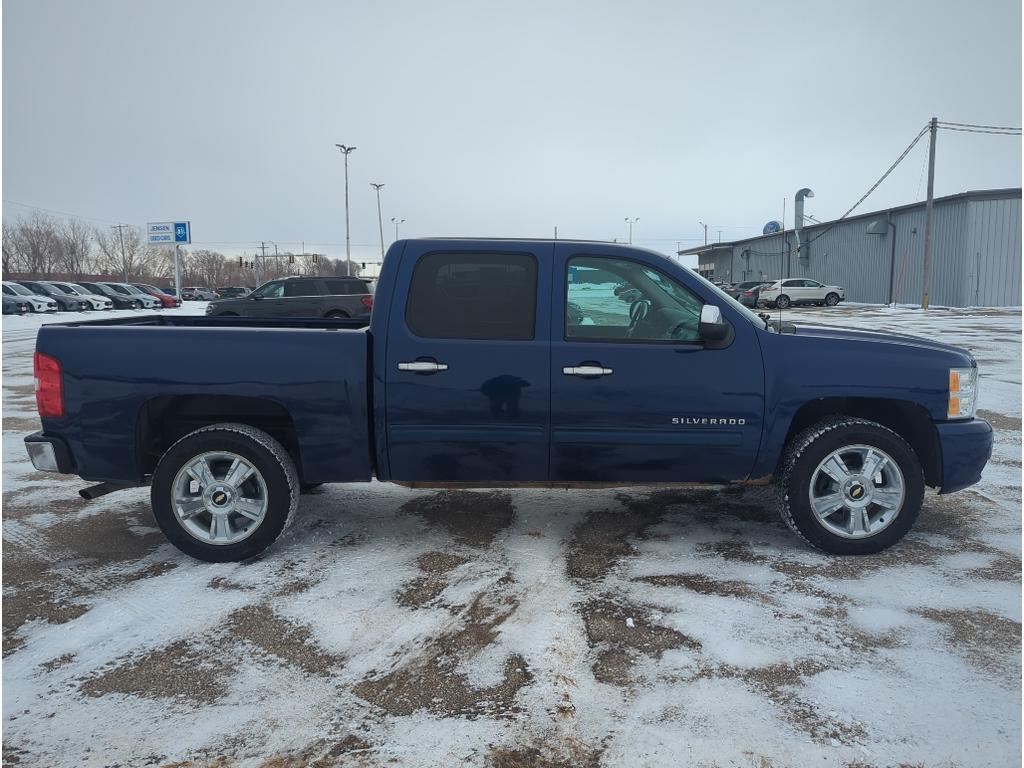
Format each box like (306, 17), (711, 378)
(566, 256), (704, 342)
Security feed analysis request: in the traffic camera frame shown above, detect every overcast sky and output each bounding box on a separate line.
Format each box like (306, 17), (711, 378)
(3, 0), (1021, 266)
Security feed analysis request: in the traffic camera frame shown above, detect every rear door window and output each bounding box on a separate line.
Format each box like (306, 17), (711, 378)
(406, 252), (537, 340)
(324, 279), (362, 295)
(283, 279), (322, 297)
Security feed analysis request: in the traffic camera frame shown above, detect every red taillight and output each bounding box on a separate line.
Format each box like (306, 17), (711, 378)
(361, 295), (374, 309)
(742, 291), (754, 297)
(34, 352), (64, 418)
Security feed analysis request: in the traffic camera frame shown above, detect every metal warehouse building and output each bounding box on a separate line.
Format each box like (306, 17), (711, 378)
(679, 187), (1021, 307)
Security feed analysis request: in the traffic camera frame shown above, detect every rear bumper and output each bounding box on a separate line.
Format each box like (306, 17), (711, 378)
(936, 418), (993, 494)
(24, 431), (75, 474)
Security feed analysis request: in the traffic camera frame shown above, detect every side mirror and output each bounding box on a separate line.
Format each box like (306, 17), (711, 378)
(698, 304), (729, 342)
(251, 294), (262, 300)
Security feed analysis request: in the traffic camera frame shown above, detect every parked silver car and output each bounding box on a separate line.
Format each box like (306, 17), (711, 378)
(45, 281), (114, 310)
(100, 282), (162, 309)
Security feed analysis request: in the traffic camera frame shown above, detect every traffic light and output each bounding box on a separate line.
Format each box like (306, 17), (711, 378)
(312, 254), (319, 264)
(238, 256), (243, 266)
(361, 262), (366, 269)
(289, 254), (295, 264)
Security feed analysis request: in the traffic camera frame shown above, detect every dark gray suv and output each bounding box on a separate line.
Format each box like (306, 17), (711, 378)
(205, 276), (374, 318)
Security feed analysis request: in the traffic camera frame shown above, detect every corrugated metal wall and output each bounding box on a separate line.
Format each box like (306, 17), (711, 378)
(695, 191), (1021, 307)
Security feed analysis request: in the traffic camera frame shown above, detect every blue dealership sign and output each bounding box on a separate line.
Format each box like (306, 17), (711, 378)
(174, 222), (190, 243)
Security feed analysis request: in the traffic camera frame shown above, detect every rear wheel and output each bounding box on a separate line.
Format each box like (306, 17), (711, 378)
(151, 423), (299, 562)
(776, 416), (923, 555)
(325, 310), (349, 319)
(775, 294), (791, 309)
(825, 292), (840, 306)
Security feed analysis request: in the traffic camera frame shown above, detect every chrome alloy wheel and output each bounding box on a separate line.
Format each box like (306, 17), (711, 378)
(808, 444), (905, 539)
(171, 451), (268, 545)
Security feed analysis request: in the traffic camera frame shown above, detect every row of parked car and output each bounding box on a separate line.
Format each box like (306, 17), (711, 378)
(1, 281), (261, 315)
(719, 277), (846, 309)
(3, 280), (180, 314)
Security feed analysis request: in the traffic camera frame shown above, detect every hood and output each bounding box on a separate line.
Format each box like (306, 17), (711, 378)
(793, 323), (974, 363)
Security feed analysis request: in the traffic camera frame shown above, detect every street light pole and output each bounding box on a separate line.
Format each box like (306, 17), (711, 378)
(698, 220), (708, 246)
(371, 183), (386, 260)
(391, 217), (405, 242)
(335, 144), (356, 276)
(624, 217), (639, 245)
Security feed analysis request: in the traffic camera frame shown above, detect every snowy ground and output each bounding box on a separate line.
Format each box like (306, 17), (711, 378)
(2, 303), (1020, 768)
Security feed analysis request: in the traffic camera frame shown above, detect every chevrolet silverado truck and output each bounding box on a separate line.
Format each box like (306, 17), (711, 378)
(25, 239), (993, 562)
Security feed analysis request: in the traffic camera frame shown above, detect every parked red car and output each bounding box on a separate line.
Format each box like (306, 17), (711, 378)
(132, 283), (182, 308)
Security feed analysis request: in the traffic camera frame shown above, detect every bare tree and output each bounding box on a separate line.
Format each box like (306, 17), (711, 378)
(2, 222), (22, 274)
(7, 212), (61, 277)
(190, 250), (227, 288)
(95, 225), (152, 280)
(55, 218), (94, 278)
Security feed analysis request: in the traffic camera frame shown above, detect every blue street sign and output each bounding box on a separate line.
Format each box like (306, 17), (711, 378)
(174, 222), (190, 243)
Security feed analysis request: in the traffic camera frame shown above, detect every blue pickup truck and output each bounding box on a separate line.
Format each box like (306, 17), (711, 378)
(25, 239), (992, 562)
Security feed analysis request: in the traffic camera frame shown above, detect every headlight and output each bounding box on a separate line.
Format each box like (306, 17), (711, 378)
(948, 367), (978, 419)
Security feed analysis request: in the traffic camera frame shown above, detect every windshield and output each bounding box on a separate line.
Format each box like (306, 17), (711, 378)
(51, 283), (79, 295)
(688, 269), (775, 331)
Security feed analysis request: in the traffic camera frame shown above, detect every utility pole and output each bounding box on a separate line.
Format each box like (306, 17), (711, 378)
(174, 244), (181, 298)
(391, 217), (405, 242)
(921, 116), (938, 309)
(371, 183), (386, 260)
(554, 226), (558, 240)
(698, 220), (708, 246)
(258, 242), (268, 284)
(335, 144), (356, 276)
(112, 224), (130, 282)
(624, 217), (639, 244)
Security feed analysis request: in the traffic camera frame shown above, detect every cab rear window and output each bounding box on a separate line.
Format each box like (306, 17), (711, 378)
(406, 252), (537, 340)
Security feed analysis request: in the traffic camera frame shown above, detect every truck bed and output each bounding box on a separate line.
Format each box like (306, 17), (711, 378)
(34, 316), (372, 485)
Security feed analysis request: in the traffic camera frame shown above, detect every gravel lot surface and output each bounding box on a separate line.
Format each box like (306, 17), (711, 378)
(2, 303), (1020, 767)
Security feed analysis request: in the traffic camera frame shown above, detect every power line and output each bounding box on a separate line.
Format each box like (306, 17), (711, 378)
(2, 198), (124, 226)
(804, 123), (930, 248)
(937, 121), (1022, 131)
(937, 125), (1021, 135)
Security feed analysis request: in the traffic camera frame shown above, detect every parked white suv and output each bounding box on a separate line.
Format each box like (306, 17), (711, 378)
(2, 281), (58, 312)
(760, 278), (845, 308)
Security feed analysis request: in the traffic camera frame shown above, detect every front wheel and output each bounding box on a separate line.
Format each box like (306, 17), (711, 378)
(151, 423), (299, 562)
(825, 292), (840, 306)
(776, 417), (923, 555)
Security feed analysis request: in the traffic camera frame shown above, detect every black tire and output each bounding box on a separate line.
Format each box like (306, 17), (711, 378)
(776, 416), (924, 555)
(151, 423), (299, 562)
(825, 293), (840, 306)
(775, 294), (791, 309)
(325, 310), (349, 319)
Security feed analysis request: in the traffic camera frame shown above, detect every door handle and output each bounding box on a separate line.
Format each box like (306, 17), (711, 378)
(398, 360), (449, 373)
(563, 365), (613, 377)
